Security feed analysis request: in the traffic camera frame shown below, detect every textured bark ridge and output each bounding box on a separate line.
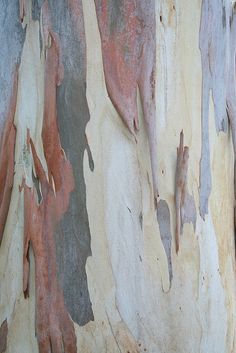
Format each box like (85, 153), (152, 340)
(0, 70), (18, 245)
(0, 320), (8, 353)
(175, 131), (196, 254)
(48, 0), (94, 325)
(22, 16), (76, 351)
(199, 0), (228, 219)
(95, 0), (158, 205)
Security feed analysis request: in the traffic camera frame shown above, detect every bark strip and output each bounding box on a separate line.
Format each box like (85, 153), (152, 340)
(175, 131), (196, 254)
(95, 0), (158, 206)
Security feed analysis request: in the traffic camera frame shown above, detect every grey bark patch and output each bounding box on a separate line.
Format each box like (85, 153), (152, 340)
(156, 200), (173, 283)
(0, 319), (8, 353)
(31, 0), (44, 21)
(0, 1), (25, 131)
(199, 0), (229, 219)
(199, 79), (211, 219)
(49, 0), (94, 326)
(181, 192), (197, 234)
(226, 8), (236, 251)
(108, 0), (124, 34)
(95, 0), (125, 35)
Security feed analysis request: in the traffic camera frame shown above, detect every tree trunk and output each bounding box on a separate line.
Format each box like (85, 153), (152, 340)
(0, 1), (235, 353)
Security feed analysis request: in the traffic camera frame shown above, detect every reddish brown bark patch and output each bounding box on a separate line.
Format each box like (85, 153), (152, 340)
(0, 69), (18, 245)
(22, 13), (77, 352)
(23, 142), (76, 353)
(95, 0), (158, 204)
(0, 319), (8, 353)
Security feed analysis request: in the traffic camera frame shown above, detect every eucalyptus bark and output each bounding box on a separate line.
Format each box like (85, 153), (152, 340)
(0, 1), (235, 353)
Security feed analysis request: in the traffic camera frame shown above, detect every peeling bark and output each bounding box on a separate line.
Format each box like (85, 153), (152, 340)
(22, 11), (76, 352)
(95, 0), (158, 205)
(47, 0), (94, 325)
(0, 69), (18, 245)
(23, 143), (76, 353)
(175, 131), (196, 254)
(0, 320), (8, 353)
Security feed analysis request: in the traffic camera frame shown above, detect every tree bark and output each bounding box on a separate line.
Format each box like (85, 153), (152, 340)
(0, 1), (235, 353)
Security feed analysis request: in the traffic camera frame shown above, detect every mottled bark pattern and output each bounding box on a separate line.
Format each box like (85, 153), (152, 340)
(22, 16), (76, 351)
(199, 0), (228, 219)
(95, 0), (158, 205)
(48, 0), (94, 325)
(0, 320), (8, 353)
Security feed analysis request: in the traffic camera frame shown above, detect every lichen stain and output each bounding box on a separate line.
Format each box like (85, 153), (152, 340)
(95, 0), (158, 206)
(175, 131), (196, 254)
(22, 16), (77, 353)
(0, 319), (8, 353)
(0, 69), (18, 245)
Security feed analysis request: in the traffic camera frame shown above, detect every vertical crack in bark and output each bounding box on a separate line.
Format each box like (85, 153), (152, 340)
(95, 0), (158, 206)
(175, 131), (196, 254)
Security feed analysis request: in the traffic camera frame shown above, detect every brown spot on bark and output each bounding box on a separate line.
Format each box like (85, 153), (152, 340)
(0, 68), (18, 246)
(95, 0), (158, 206)
(0, 319), (8, 353)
